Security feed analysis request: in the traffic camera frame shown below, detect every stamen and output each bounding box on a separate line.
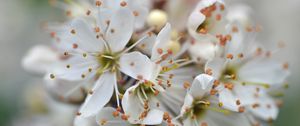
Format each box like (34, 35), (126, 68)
(121, 114), (129, 120)
(101, 55), (114, 59)
(224, 82), (234, 90)
(183, 82), (191, 89)
(252, 103), (260, 108)
(114, 80), (121, 107)
(238, 106), (245, 113)
(232, 26), (238, 33)
(83, 53), (87, 58)
(161, 64), (179, 73)
(95, 27), (101, 33)
(81, 74), (86, 79)
(72, 43), (78, 49)
(218, 102), (223, 107)
(226, 54), (234, 59)
(50, 74), (55, 79)
(283, 62), (289, 70)
(141, 87), (148, 100)
(216, 14), (222, 21)
(238, 53), (244, 58)
(236, 99), (241, 105)
(210, 89), (218, 95)
(241, 81), (270, 89)
(86, 10), (91, 16)
(220, 4), (225, 11)
(99, 119), (107, 125)
(246, 25), (253, 32)
(255, 48), (263, 55)
(133, 11), (139, 17)
(50, 32), (56, 38)
(66, 64), (71, 69)
(205, 68), (213, 75)
(70, 29), (76, 34)
(137, 90), (145, 104)
(120, 1), (127, 7)
(176, 60), (194, 68)
(202, 106), (231, 115)
(119, 35), (149, 56)
(95, 0), (102, 6)
(112, 110), (120, 118)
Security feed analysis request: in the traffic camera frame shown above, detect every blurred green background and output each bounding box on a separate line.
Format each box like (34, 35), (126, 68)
(0, 0), (299, 125)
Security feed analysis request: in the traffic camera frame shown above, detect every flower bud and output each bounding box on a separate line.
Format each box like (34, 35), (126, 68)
(147, 9), (168, 30)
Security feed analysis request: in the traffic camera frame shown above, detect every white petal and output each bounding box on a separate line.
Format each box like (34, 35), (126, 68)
(137, 33), (157, 55)
(188, 41), (219, 63)
(120, 51), (159, 80)
(140, 109), (164, 125)
(226, 4), (252, 27)
(189, 74), (215, 99)
(105, 7), (134, 52)
(127, 0), (149, 29)
(225, 23), (256, 56)
(205, 58), (226, 79)
(44, 75), (86, 103)
(249, 94), (279, 120)
(96, 107), (131, 126)
(205, 111), (252, 126)
(51, 56), (98, 81)
(238, 57), (290, 85)
(156, 86), (186, 117)
(96, 8), (114, 32)
(79, 72), (116, 117)
(122, 84), (144, 124)
(218, 88), (239, 112)
(182, 117), (197, 126)
(187, 0), (223, 40)
(187, 7), (206, 39)
(74, 116), (97, 126)
(151, 23), (172, 60)
(233, 84), (257, 105)
(101, 0), (122, 10)
(180, 94), (194, 116)
(164, 66), (199, 88)
(58, 18), (105, 52)
(22, 45), (59, 74)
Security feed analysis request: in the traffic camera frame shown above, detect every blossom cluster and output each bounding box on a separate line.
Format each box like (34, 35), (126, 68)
(23, 0), (290, 126)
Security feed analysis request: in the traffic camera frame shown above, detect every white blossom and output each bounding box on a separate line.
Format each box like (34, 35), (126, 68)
(205, 23), (290, 124)
(121, 24), (197, 125)
(175, 74), (252, 126)
(47, 6), (150, 122)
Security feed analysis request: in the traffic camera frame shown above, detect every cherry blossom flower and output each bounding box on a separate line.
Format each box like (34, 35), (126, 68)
(47, 6), (151, 122)
(121, 23), (198, 125)
(187, 0), (225, 41)
(187, 1), (254, 64)
(175, 74), (252, 126)
(205, 23), (290, 124)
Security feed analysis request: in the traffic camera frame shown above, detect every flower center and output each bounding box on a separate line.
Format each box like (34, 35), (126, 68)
(136, 81), (158, 101)
(188, 100), (209, 119)
(184, 99), (230, 122)
(197, 19), (210, 34)
(220, 65), (237, 82)
(96, 52), (119, 74)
